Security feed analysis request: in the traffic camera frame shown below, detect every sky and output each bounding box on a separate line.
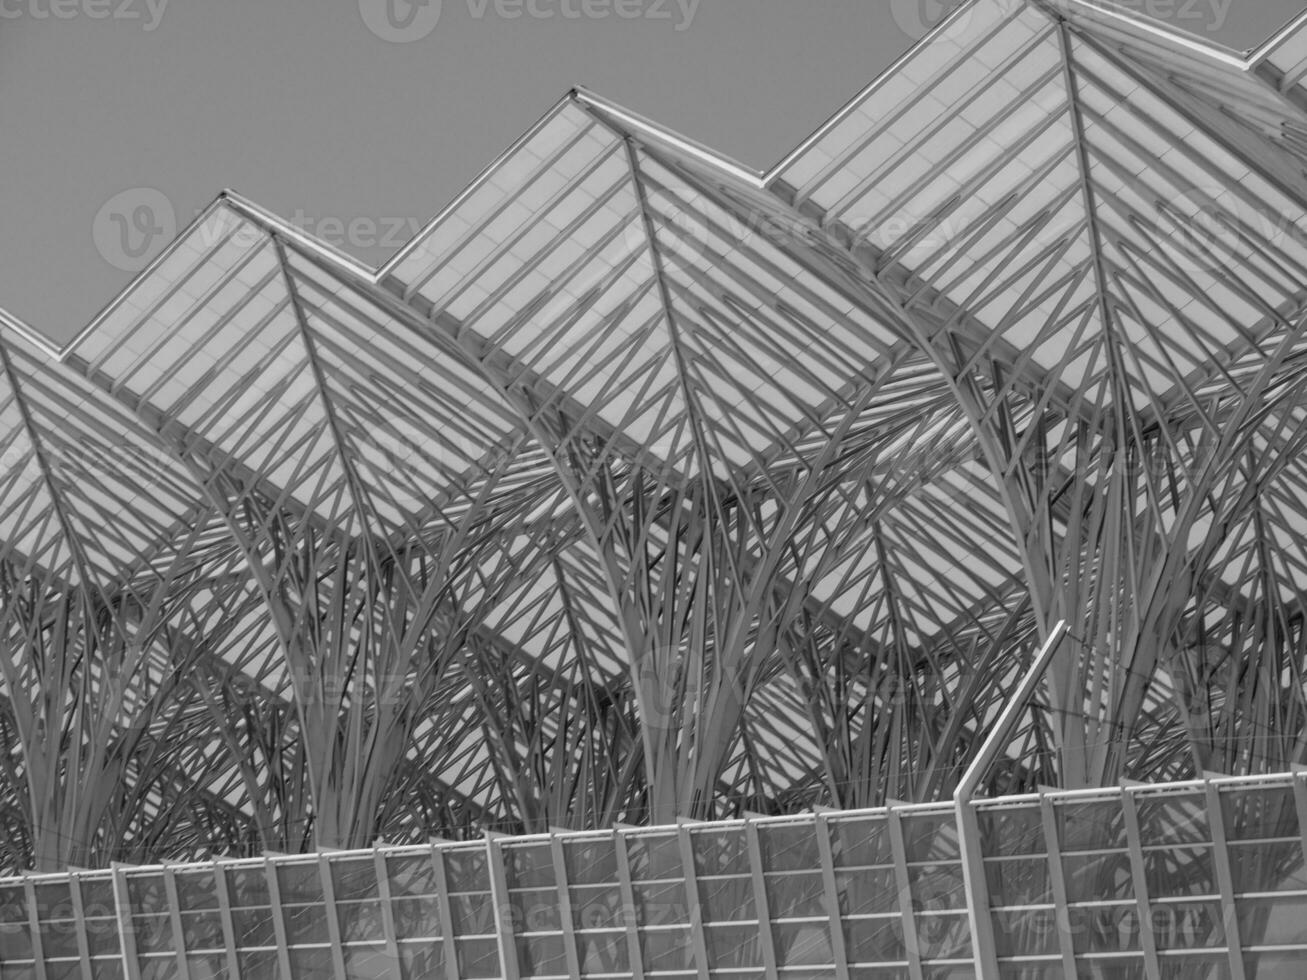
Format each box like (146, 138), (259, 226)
(1, 0), (1303, 345)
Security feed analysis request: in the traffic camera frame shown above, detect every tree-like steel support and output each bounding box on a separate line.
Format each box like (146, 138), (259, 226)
(0, 4), (1306, 919)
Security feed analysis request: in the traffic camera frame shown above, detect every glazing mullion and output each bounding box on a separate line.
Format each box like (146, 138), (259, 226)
(676, 821), (710, 980)
(24, 876), (47, 980)
(110, 864), (140, 980)
(742, 819), (778, 980)
(548, 833), (581, 980)
(1292, 772), (1307, 886)
(612, 828), (646, 980)
(318, 854), (347, 980)
(66, 876), (93, 980)
(162, 866), (193, 980)
(955, 798), (997, 979)
(372, 848), (402, 976)
(1038, 795), (1084, 979)
(813, 811), (850, 980)
(211, 859), (241, 980)
(1204, 781), (1248, 980)
(486, 834), (521, 980)
(886, 808), (925, 980)
(428, 842), (461, 980)
(1119, 788), (1161, 980)
(263, 856), (294, 980)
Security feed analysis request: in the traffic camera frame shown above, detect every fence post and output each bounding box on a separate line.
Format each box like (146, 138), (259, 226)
(953, 621), (1067, 979)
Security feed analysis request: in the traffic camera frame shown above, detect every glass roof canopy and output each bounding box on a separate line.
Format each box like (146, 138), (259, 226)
(1, 0), (1307, 868)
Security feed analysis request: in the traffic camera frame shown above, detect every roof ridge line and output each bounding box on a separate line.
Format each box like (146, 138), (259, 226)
(1036, 0), (1249, 65)
(1049, 12), (1117, 359)
(2, 1), (1294, 358)
(572, 87), (765, 187)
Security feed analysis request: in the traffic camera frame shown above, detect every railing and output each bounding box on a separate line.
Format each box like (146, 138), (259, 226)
(2, 772), (1306, 979)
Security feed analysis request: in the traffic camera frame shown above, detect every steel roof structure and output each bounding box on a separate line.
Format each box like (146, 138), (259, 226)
(3, 0), (1307, 895)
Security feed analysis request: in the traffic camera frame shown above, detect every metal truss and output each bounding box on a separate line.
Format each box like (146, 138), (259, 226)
(3, 0), (1307, 879)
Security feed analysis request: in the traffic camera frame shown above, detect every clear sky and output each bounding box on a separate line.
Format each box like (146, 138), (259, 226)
(1, 0), (1303, 344)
